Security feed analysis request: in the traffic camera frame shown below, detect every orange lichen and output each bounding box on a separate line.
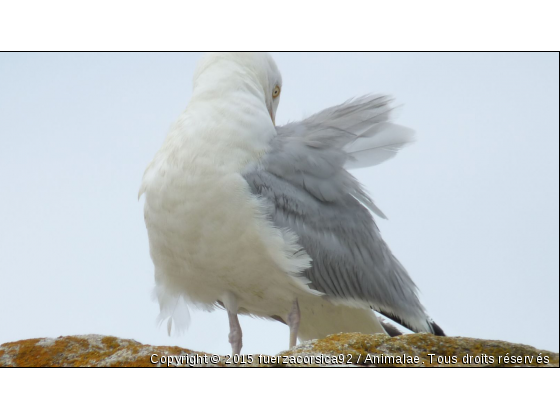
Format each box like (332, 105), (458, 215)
(0, 336), (196, 367)
(304, 333), (559, 367)
(1, 333), (557, 367)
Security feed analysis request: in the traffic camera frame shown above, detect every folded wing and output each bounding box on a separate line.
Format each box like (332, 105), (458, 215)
(243, 95), (444, 335)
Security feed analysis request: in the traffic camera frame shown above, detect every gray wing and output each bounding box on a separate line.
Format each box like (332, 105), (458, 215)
(243, 95), (444, 335)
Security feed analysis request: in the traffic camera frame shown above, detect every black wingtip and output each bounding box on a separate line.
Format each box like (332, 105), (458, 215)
(374, 309), (446, 337)
(379, 320), (403, 337)
(430, 321), (446, 337)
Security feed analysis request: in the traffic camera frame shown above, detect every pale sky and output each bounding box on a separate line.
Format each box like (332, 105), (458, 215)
(0, 52), (558, 355)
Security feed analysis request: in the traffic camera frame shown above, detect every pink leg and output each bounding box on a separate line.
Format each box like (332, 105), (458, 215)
(228, 309), (243, 355)
(287, 299), (300, 349)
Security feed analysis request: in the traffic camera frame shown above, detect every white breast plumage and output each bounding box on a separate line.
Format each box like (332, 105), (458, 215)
(140, 98), (318, 335)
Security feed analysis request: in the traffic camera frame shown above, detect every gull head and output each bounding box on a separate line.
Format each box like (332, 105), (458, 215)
(193, 52), (283, 125)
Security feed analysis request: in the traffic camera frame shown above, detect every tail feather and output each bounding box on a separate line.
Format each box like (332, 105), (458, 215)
(429, 321), (446, 337)
(377, 308), (446, 336)
(379, 319), (403, 337)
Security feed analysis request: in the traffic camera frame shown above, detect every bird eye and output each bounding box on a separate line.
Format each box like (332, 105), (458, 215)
(272, 86), (281, 98)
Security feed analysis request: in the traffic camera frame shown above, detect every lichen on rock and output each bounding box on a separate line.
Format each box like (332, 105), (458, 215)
(278, 333), (559, 367)
(0, 333), (557, 367)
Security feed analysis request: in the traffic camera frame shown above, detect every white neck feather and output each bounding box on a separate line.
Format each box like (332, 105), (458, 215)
(162, 79), (275, 173)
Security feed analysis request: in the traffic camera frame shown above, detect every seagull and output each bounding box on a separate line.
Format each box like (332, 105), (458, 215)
(140, 52), (445, 355)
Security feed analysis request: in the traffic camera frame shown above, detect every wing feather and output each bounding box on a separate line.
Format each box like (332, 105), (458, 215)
(242, 96), (444, 335)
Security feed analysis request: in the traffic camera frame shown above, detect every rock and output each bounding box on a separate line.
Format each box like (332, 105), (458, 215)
(0, 335), (234, 367)
(277, 333), (559, 367)
(0, 333), (557, 367)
